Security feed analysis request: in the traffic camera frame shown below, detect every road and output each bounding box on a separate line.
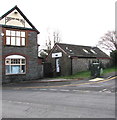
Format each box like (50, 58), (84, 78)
(2, 76), (116, 118)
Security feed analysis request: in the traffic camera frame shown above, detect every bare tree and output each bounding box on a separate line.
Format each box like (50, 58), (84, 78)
(97, 31), (117, 51)
(46, 36), (51, 51)
(46, 29), (62, 51)
(53, 31), (61, 44)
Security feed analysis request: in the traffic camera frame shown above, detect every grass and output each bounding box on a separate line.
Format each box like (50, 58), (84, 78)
(102, 67), (117, 74)
(62, 71), (91, 79)
(57, 67), (117, 79)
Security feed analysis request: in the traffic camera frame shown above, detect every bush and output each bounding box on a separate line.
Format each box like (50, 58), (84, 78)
(110, 50), (117, 67)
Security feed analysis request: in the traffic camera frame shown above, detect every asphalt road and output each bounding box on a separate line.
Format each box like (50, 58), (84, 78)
(2, 76), (116, 118)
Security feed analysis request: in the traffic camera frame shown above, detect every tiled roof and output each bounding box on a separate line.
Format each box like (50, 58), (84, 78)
(56, 43), (110, 58)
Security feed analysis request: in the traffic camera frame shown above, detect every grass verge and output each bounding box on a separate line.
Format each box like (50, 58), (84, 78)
(57, 67), (117, 79)
(102, 67), (117, 74)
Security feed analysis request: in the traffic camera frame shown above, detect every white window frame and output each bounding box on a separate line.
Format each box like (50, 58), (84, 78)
(6, 30), (26, 46)
(5, 55), (26, 75)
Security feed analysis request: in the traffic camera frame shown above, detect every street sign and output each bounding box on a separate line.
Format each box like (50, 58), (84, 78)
(52, 52), (62, 58)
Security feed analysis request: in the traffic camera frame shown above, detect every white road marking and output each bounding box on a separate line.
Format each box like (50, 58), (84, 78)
(40, 89), (47, 91)
(84, 91), (90, 92)
(99, 89), (112, 93)
(60, 89), (70, 92)
(7, 100), (30, 105)
(73, 90), (80, 92)
(73, 90), (90, 92)
(102, 89), (107, 92)
(25, 102), (30, 104)
(99, 91), (102, 92)
(16, 102), (23, 104)
(49, 89), (57, 91)
(105, 91), (111, 93)
(30, 87), (113, 94)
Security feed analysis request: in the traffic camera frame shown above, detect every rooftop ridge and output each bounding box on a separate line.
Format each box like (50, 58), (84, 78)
(56, 42), (97, 48)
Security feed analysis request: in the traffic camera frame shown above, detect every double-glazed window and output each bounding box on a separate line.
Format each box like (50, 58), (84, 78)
(6, 30), (26, 46)
(5, 55), (26, 75)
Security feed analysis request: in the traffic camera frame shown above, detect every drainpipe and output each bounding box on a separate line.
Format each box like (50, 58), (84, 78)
(70, 57), (73, 75)
(68, 55), (72, 75)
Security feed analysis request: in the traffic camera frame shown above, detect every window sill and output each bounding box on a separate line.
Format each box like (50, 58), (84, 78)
(5, 45), (26, 47)
(6, 73), (26, 75)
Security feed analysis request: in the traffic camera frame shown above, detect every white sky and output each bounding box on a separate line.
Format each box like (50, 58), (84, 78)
(0, 0), (115, 54)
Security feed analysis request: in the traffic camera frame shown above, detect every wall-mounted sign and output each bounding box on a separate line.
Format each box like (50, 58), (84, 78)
(52, 52), (62, 58)
(5, 17), (25, 26)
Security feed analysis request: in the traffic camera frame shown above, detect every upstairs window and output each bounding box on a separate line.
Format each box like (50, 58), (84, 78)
(6, 30), (26, 46)
(5, 55), (26, 75)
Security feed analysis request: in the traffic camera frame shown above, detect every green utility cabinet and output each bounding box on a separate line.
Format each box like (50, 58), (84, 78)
(90, 62), (102, 78)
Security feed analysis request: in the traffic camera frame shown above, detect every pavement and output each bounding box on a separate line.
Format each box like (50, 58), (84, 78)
(7, 71), (117, 83)
(2, 71), (117, 88)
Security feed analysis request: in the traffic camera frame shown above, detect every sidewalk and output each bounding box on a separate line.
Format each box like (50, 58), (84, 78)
(3, 71), (116, 86)
(32, 71), (116, 83)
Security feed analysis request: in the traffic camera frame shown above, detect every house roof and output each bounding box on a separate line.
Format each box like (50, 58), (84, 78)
(0, 5), (40, 34)
(55, 43), (110, 58)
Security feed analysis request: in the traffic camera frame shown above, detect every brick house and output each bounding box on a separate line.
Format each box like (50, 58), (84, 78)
(0, 6), (43, 83)
(46, 43), (111, 76)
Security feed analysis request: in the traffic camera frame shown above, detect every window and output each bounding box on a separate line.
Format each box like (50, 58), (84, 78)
(5, 55), (26, 75)
(90, 49), (97, 54)
(6, 30), (26, 46)
(56, 58), (60, 73)
(83, 49), (90, 54)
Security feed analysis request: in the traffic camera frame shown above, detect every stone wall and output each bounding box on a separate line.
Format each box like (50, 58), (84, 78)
(47, 47), (72, 76)
(60, 53), (71, 76)
(0, 27), (2, 84)
(72, 58), (90, 74)
(47, 45), (111, 76)
(72, 58), (110, 74)
(2, 29), (43, 83)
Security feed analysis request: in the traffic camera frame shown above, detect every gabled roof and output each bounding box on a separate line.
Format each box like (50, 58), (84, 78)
(54, 43), (110, 58)
(0, 5), (40, 34)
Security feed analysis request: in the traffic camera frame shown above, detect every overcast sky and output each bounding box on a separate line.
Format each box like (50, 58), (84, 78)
(0, 0), (115, 53)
